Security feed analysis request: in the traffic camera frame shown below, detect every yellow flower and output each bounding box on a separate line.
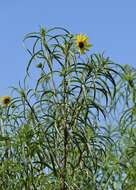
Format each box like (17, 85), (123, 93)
(76, 34), (92, 54)
(1, 96), (11, 107)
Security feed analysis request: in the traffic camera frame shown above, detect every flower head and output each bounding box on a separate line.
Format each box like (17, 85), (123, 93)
(1, 96), (11, 107)
(76, 34), (92, 54)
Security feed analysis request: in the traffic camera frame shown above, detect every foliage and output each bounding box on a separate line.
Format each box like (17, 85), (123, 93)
(0, 27), (136, 189)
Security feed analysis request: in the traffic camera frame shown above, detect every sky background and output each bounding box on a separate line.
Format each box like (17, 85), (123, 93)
(0, 0), (136, 95)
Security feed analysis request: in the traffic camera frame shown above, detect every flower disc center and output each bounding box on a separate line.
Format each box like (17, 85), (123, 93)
(78, 42), (84, 49)
(4, 98), (10, 104)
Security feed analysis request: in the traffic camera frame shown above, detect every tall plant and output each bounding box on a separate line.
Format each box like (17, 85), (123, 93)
(0, 27), (135, 190)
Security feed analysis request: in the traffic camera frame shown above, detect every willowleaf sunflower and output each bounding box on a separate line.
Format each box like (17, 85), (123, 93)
(1, 96), (11, 106)
(76, 34), (92, 54)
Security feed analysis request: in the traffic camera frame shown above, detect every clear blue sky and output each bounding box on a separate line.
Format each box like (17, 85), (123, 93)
(1, 0), (136, 95)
